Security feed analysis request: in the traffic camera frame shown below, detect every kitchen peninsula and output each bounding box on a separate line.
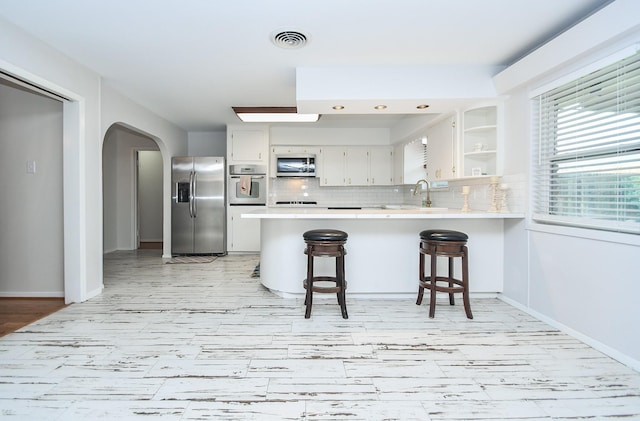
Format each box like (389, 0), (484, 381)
(243, 207), (524, 298)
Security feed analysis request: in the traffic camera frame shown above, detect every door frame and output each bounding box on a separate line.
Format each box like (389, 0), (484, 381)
(132, 147), (162, 250)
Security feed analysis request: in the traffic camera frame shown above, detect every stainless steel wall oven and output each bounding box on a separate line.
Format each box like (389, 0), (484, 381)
(228, 164), (267, 205)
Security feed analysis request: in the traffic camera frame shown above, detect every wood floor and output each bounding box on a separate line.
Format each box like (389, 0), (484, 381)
(0, 297), (66, 337)
(1, 249), (639, 419)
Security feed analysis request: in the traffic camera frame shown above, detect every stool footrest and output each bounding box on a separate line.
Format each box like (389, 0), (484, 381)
(304, 276), (346, 294)
(419, 276), (465, 293)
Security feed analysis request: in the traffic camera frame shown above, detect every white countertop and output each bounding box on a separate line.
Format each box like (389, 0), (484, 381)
(242, 207), (524, 219)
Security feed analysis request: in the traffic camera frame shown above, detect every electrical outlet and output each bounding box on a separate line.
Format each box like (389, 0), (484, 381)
(430, 180), (449, 189)
(26, 160), (36, 174)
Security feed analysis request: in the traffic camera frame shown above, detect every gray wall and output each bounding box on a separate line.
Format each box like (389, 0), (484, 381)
(137, 150), (163, 243)
(103, 126), (160, 252)
(0, 82), (64, 296)
(498, 23), (640, 366)
(188, 131), (226, 156)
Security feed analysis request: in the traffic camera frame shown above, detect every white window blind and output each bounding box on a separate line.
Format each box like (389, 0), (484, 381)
(532, 51), (640, 234)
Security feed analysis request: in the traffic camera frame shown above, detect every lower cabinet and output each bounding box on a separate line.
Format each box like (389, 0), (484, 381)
(228, 205), (261, 252)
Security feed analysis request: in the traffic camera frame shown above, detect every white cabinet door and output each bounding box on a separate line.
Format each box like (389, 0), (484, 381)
(393, 143), (405, 185)
(394, 140), (425, 185)
(319, 147), (346, 186)
(229, 128), (268, 163)
(228, 205), (261, 252)
(369, 146), (393, 186)
(345, 147), (369, 186)
(425, 115), (457, 181)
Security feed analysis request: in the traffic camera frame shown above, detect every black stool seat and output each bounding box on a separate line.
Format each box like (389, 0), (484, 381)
(420, 229), (468, 242)
(417, 229), (473, 319)
(303, 229), (348, 319)
(303, 229), (348, 242)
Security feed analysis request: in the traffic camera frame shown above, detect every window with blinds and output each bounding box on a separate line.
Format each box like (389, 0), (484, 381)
(532, 51), (640, 234)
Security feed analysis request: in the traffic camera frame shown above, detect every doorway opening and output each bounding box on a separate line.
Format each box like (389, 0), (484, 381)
(136, 150), (163, 250)
(102, 124), (163, 254)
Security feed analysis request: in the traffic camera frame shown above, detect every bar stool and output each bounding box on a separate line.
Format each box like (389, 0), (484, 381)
(416, 229), (473, 319)
(303, 229), (348, 319)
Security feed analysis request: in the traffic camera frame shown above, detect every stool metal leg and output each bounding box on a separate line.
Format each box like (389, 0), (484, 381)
(448, 257), (455, 306)
(416, 246), (425, 305)
(429, 244), (438, 318)
(336, 253), (348, 319)
(462, 245), (473, 319)
(304, 248), (314, 319)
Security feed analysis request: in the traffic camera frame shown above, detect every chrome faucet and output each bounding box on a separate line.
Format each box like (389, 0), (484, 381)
(413, 179), (432, 207)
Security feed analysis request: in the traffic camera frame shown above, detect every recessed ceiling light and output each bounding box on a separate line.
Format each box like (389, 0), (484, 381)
(332, 105), (345, 110)
(232, 106), (319, 123)
(374, 105), (387, 110)
(416, 104), (429, 109)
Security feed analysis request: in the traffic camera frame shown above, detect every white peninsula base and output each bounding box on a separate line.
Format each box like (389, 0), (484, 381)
(247, 209), (522, 298)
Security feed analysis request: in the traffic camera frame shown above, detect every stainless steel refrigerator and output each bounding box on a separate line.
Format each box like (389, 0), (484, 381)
(171, 156), (226, 255)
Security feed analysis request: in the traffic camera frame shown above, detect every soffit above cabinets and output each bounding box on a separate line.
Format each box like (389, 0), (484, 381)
(295, 65), (503, 116)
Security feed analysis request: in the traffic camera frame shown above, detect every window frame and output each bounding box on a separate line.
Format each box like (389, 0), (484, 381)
(531, 50), (640, 235)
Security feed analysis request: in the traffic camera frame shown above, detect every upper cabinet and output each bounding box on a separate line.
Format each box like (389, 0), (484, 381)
(319, 146), (393, 186)
(345, 147), (369, 186)
(425, 114), (457, 182)
(393, 140), (425, 185)
(461, 105), (502, 177)
(227, 126), (269, 165)
(368, 147), (394, 186)
(319, 147), (346, 186)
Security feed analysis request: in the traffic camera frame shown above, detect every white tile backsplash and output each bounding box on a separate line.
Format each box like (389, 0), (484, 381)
(269, 174), (526, 213)
(269, 177), (405, 207)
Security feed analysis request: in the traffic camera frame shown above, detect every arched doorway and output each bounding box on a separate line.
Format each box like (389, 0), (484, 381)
(102, 123), (163, 255)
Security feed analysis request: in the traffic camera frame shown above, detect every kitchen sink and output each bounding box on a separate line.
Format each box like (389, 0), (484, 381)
(383, 205), (448, 211)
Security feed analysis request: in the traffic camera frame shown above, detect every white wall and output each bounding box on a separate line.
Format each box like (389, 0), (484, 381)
(100, 85), (188, 259)
(0, 16), (103, 302)
(188, 131), (226, 156)
(497, 0), (640, 368)
(0, 83), (64, 296)
(0, 16), (188, 301)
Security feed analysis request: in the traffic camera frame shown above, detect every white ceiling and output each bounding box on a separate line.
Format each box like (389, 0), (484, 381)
(0, 0), (610, 131)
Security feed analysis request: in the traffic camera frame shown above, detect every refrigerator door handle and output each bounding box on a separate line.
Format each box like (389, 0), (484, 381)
(191, 171), (197, 218)
(188, 171), (194, 218)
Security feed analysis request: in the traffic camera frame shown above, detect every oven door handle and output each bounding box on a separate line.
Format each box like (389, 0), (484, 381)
(230, 175), (265, 179)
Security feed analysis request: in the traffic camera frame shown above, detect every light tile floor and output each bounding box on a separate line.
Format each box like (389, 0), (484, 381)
(1, 250), (639, 420)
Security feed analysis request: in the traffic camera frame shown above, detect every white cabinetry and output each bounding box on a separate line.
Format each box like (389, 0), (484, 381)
(425, 115), (457, 181)
(227, 126), (268, 164)
(368, 147), (394, 186)
(319, 147), (346, 186)
(393, 140), (425, 185)
(345, 147), (369, 186)
(228, 205), (261, 252)
(462, 105), (501, 177)
(319, 146), (393, 186)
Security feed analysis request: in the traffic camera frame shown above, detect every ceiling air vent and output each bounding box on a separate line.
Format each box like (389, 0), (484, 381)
(271, 30), (308, 49)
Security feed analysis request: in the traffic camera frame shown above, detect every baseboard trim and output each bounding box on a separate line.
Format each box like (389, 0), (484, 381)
(0, 291), (64, 298)
(498, 294), (640, 373)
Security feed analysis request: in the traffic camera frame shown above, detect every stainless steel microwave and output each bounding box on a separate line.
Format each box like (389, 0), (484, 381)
(276, 154), (316, 177)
